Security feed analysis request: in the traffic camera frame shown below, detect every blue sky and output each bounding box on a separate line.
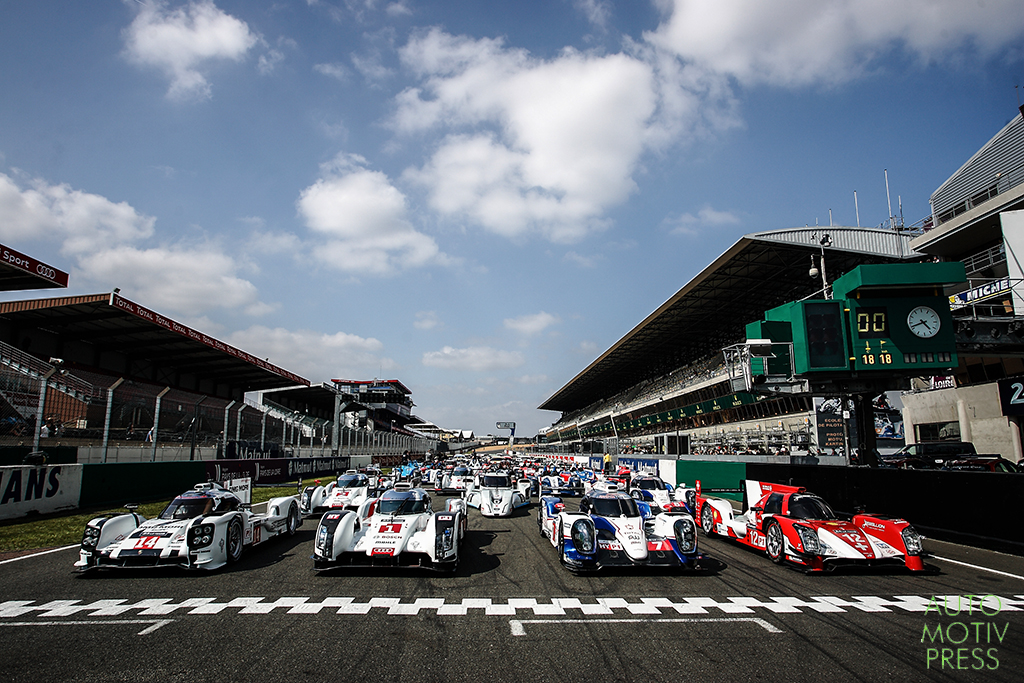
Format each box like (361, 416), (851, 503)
(1, 0), (1022, 437)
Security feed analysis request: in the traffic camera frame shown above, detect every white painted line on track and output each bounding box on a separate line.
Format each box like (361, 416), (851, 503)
(0, 618), (174, 635)
(931, 556), (1024, 582)
(0, 545), (78, 566)
(509, 617), (783, 636)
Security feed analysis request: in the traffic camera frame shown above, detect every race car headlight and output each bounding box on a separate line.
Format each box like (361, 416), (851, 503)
(81, 523), (104, 548)
(685, 490), (696, 513)
(187, 524), (216, 549)
(316, 525), (332, 557)
(795, 525), (820, 554)
(673, 517), (697, 554)
(435, 527), (455, 557)
(901, 527), (923, 556)
(571, 519), (596, 555)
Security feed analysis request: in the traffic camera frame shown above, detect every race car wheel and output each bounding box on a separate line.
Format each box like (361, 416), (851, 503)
(226, 518), (244, 563)
(286, 504), (300, 536)
(537, 510), (545, 537)
(765, 522), (784, 564)
(700, 504), (715, 536)
(557, 522), (566, 562)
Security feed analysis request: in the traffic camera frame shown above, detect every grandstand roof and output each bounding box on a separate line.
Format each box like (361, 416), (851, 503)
(0, 292), (308, 397)
(0, 244), (69, 291)
(539, 227), (917, 414)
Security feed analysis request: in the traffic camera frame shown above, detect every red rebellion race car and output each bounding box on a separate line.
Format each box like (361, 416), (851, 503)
(696, 479), (925, 573)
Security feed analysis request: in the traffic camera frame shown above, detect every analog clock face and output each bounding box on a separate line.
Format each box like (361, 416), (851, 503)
(907, 306), (940, 338)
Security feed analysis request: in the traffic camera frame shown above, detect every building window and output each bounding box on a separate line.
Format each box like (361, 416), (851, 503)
(915, 421), (961, 442)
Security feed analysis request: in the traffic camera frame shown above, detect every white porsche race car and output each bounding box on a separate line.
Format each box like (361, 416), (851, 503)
(75, 480), (300, 572)
(464, 471), (531, 517)
(313, 483), (467, 572)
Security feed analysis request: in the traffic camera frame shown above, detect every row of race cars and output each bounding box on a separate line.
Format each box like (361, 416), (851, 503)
(72, 456), (927, 576)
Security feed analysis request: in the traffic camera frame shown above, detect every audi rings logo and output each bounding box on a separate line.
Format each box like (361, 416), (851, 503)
(37, 264), (57, 280)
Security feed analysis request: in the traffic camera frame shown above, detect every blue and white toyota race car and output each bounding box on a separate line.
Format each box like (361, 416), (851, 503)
(75, 480), (300, 572)
(313, 483), (467, 572)
(537, 484), (701, 573)
(464, 472), (531, 517)
(628, 475), (696, 514)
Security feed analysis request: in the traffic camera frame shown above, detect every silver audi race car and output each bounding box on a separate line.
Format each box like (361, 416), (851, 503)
(75, 480), (300, 572)
(313, 483), (467, 572)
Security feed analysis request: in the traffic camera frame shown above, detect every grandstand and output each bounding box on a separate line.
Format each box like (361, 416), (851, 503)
(539, 226), (918, 457)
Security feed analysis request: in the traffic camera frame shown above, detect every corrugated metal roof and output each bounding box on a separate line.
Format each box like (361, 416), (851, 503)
(931, 113), (1024, 217)
(748, 226), (918, 258)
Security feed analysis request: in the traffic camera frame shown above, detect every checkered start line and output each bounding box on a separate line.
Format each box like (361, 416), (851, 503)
(2, 595), (1022, 618)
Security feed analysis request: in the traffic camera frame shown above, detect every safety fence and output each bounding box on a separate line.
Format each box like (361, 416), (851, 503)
(0, 340), (434, 463)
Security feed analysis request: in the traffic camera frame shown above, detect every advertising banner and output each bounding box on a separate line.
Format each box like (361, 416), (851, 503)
(204, 457), (351, 485)
(0, 464), (83, 520)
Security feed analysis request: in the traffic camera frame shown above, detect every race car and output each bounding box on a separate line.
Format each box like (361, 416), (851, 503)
(75, 480), (300, 572)
(313, 483), (467, 572)
(299, 478), (338, 517)
(539, 471), (585, 496)
(537, 484), (701, 572)
(436, 465), (473, 493)
(696, 479), (925, 572)
(318, 471), (374, 511)
(464, 471), (531, 517)
(628, 475), (696, 514)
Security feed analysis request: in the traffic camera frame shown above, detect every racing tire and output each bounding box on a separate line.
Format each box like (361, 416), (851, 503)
(765, 521), (784, 564)
(286, 504), (300, 536)
(537, 510), (546, 538)
(557, 521), (566, 564)
(226, 518), (244, 563)
(700, 503), (715, 536)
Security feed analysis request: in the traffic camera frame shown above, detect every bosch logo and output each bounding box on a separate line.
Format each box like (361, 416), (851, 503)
(36, 265), (56, 280)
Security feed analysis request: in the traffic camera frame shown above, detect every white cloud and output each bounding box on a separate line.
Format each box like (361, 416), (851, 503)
(123, 0), (257, 101)
(414, 310), (441, 330)
(77, 245), (273, 316)
(422, 346), (525, 371)
(645, 0), (1024, 87)
(564, 251), (599, 268)
(666, 205), (740, 235)
(0, 171), (274, 317)
(504, 311), (559, 335)
(351, 52), (394, 83)
(227, 326), (391, 382)
(0, 172), (154, 254)
(516, 374), (548, 385)
(257, 49), (285, 76)
(574, 0), (612, 30)
(397, 30), (659, 243)
(297, 154), (448, 275)
(314, 62), (350, 81)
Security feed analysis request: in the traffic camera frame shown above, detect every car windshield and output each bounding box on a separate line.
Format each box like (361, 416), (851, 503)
(482, 475), (511, 488)
(590, 496), (640, 518)
(453, 467), (469, 476)
(378, 495), (428, 515)
(635, 478), (663, 490)
(159, 496), (214, 520)
(337, 475), (366, 488)
(787, 495), (837, 520)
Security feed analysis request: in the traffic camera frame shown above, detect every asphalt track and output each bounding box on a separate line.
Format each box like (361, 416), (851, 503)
(2, 493), (1022, 683)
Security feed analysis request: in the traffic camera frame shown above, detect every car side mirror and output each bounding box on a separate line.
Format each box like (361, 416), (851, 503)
(750, 506), (762, 513)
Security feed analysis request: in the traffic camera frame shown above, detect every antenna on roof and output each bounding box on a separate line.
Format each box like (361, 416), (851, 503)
(854, 190), (860, 227)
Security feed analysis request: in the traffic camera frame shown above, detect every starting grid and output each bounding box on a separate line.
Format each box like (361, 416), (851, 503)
(2, 594), (1023, 618)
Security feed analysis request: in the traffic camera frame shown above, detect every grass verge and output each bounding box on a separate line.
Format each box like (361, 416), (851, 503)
(0, 476), (336, 553)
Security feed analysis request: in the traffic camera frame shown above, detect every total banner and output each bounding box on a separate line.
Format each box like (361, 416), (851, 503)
(0, 464), (83, 520)
(204, 457), (351, 486)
